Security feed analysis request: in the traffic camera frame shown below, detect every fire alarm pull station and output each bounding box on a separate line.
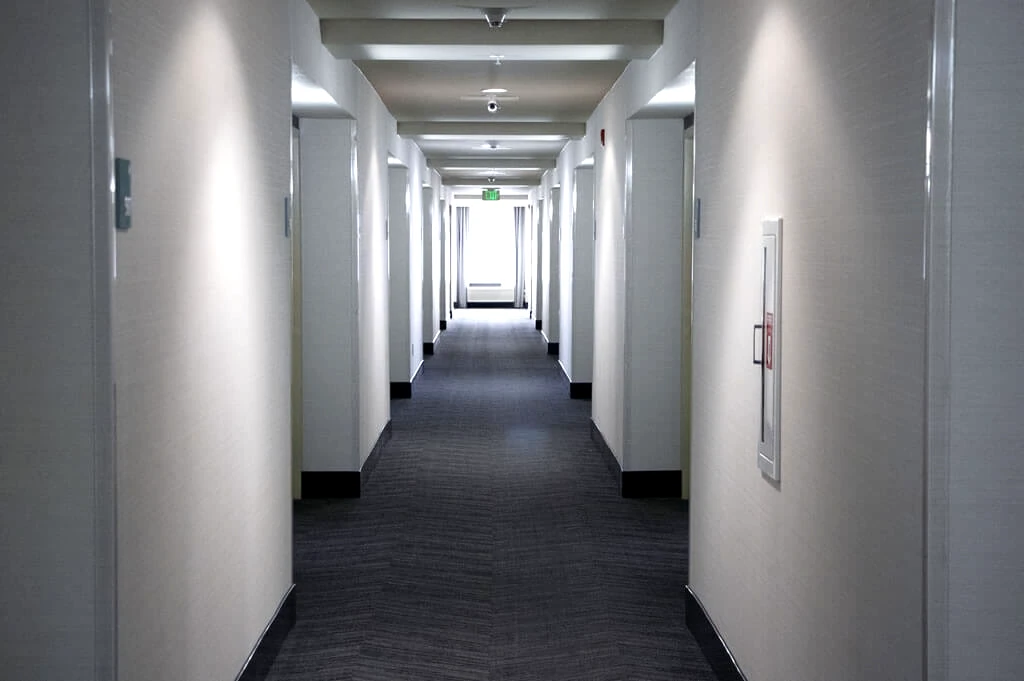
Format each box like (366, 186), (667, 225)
(754, 217), (782, 481)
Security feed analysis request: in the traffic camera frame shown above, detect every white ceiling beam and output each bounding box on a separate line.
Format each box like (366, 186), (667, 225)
(444, 177), (539, 187)
(398, 122), (585, 138)
(427, 158), (556, 170)
(321, 20), (662, 61)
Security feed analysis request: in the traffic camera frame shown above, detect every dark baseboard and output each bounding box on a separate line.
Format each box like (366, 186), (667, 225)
(235, 585), (296, 681)
(621, 470), (682, 498)
(569, 382), (592, 400)
(440, 320), (447, 331)
(535, 319), (542, 331)
(359, 420), (392, 492)
(590, 420), (623, 492)
(685, 586), (748, 681)
(390, 381), (412, 399)
(301, 421), (392, 499)
(547, 342), (559, 356)
(588, 420), (682, 498)
(301, 471), (360, 498)
(391, 361), (423, 399)
(424, 342), (435, 355)
(467, 301), (515, 309)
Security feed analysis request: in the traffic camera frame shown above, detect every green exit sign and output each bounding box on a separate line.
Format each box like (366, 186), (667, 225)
(482, 188), (501, 201)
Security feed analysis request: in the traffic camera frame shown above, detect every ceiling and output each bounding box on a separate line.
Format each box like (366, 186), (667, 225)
(304, 0), (680, 189)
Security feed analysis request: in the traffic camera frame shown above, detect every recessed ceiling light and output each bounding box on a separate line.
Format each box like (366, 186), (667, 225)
(481, 88), (508, 94)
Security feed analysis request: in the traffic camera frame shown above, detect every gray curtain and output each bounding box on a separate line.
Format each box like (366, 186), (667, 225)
(513, 206), (526, 308)
(455, 206), (469, 308)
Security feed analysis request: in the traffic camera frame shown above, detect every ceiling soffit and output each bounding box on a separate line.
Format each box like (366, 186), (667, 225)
(307, 1), (675, 189)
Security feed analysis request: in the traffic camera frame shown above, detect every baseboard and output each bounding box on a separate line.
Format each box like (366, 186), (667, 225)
(547, 342), (559, 356)
(557, 359), (570, 382)
(301, 471), (360, 498)
(685, 586), (749, 681)
(555, 361), (591, 400)
(301, 421), (392, 499)
(390, 382), (412, 399)
(440, 320), (447, 331)
(621, 470), (682, 498)
(235, 585), (296, 681)
(535, 319), (543, 331)
(588, 421), (681, 498)
(390, 362), (423, 399)
(467, 301), (515, 308)
(423, 342), (434, 356)
(359, 420), (392, 492)
(569, 382), (592, 400)
(590, 419), (623, 491)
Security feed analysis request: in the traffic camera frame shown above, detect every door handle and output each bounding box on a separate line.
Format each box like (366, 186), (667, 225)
(752, 323), (764, 365)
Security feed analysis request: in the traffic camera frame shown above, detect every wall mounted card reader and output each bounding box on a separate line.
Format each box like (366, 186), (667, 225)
(754, 217), (782, 481)
(115, 157), (132, 230)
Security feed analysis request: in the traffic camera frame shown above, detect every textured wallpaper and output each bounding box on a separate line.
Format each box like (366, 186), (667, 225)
(689, 1), (931, 679)
(110, 1), (293, 679)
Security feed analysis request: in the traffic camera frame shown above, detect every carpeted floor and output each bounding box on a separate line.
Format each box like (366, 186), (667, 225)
(266, 308), (715, 681)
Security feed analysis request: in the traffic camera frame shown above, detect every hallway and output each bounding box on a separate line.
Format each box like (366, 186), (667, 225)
(267, 310), (713, 680)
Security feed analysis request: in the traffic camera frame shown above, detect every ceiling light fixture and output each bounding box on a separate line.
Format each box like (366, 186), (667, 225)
(481, 8), (508, 28)
(481, 88), (508, 94)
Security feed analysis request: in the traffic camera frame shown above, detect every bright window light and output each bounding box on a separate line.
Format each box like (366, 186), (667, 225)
(465, 203), (516, 286)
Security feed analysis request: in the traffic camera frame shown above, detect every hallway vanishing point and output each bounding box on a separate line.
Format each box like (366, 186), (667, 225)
(266, 309), (714, 680)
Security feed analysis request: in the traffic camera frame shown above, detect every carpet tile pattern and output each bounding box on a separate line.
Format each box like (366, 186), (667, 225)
(266, 309), (715, 681)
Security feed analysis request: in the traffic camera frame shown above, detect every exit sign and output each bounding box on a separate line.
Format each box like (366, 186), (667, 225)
(482, 188), (501, 201)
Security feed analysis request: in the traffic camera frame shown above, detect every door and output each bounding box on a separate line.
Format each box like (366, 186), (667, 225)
(290, 121), (303, 499)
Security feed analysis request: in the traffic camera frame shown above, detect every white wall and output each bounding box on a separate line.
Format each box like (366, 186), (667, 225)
(299, 119), (360, 471)
(388, 166), (414, 382)
(572, 167), (596, 384)
(534, 198), (545, 325)
(390, 140), (430, 387)
(622, 119), (684, 472)
(587, 0), (699, 462)
(541, 187), (562, 345)
(689, 2), (930, 680)
(290, 0), (432, 460)
(382, 164), (435, 390)
(422, 185), (441, 346)
(110, 2), (293, 680)
(942, 1), (1024, 677)
(0, 3), (115, 679)
(557, 161), (596, 385)
(439, 199), (451, 324)
(559, 178), (575, 376)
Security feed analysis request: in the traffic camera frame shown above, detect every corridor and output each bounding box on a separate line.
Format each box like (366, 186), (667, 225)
(266, 310), (713, 680)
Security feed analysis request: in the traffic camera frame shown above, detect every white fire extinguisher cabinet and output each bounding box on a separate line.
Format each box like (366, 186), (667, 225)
(754, 217), (782, 481)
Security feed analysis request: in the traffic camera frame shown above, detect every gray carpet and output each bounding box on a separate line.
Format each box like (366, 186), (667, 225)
(266, 309), (715, 681)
